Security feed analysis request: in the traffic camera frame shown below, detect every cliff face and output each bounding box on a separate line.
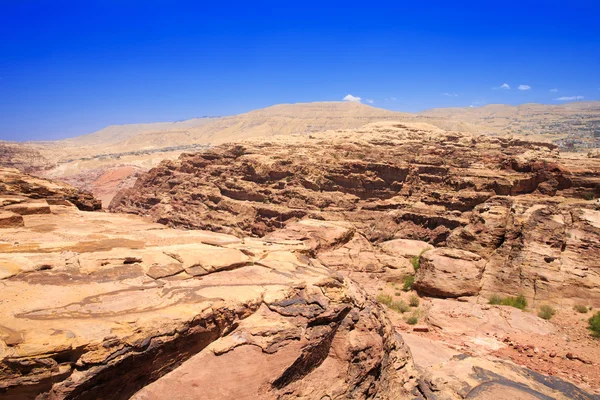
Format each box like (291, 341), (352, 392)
(0, 168), (101, 211)
(0, 143), (51, 173)
(0, 168), (418, 400)
(110, 122), (600, 307)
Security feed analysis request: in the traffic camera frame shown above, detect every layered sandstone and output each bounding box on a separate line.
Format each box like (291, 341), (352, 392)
(0, 170), (417, 399)
(0, 168), (101, 211)
(111, 122), (600, 306)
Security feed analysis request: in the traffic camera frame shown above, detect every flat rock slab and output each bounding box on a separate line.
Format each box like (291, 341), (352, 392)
(379, 238), (433, 258)
(0, 211), (24, 228)
(3, 202), (51, 215)
(419, 355), (598, 400)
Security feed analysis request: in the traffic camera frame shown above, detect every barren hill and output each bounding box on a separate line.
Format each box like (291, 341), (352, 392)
(4, 101), (600, 207)
(420, 101), (600, 145)
(21, 102), (488, 206)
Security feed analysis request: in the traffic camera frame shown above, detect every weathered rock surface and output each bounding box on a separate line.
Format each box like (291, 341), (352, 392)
(110, 122), (600, 306)
(0, 211), (23, 228)
(0, 168), (101, 211)
(414, 248), (486, 298)
(0, 143), (51, 173)
(418, 355), (597, 400)
(0, 171), (417, 399)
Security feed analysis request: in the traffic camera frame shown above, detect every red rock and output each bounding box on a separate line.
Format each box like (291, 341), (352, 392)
(0, 211), (24, 228)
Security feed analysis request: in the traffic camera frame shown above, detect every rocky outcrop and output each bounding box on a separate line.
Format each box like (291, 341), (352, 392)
(0, 171), (418, 399)
(0, 143), (51, 173)
(110, 122), (600, 305)
(0, 168), (101, 211)
(0, 211), (23, 228)
(418, 355), (597, 400)
(414, 248), (486, 298)
(448, 196), (600, 305)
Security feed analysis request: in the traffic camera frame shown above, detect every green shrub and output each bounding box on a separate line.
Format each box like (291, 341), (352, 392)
(409, 294), (420, 307)
(538, 305), (556, 320)
(502, 295), (528, 310)
(410, 256), (420, 271)
(406, 315), (419, 325)
(390, 300), (410, 313)
(376, 294), (393, 306)
(583, 192), (595, 201)
(403, 275), (415, 292)
(488, 294), (528, 310)
(574, 304), (589, 314)
(589, 312), (600, 338)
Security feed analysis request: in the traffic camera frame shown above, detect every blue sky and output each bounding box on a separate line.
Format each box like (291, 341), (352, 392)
(1, 0), (599, 141)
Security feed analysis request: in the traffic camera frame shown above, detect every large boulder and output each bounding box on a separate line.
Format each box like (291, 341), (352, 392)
(414, 248), (486, 297)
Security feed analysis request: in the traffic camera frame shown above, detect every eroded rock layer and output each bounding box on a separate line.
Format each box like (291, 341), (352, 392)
(0, 168), (101, 211)
(0, 170), (417, 399)
(110, 122), (600, 306)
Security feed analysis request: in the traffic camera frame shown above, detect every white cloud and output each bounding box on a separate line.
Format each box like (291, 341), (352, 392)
(518, 84), (531, 91)
(365, 99), (374, 104)
(442, 92), (459, 97)
(554, 96), (584, 101)
(385, 97), (397, 101)
(550, 88), (558, 92)
(499, 83), (510, 89)
(343, 94), (361, 102)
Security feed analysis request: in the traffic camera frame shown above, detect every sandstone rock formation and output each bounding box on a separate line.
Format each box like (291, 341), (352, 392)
(414, 248), (485, 298)
(0, 169), (418, 399)
(0, 143), (51, 173)
(111, 122), (600, 306)
(0, 168), (101, 211)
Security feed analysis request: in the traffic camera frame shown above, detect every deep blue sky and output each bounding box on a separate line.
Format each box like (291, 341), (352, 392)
(1, 0), (599, 141)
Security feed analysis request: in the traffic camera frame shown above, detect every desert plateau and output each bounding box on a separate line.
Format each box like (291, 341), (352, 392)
(2, 1), (600, 399)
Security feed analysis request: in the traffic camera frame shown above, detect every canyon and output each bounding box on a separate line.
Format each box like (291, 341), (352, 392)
(4, 101), (599, 208)
(1, 106), (600, 399)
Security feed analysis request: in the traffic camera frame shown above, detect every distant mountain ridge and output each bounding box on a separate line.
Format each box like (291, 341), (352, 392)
(3, 100), (600, 207)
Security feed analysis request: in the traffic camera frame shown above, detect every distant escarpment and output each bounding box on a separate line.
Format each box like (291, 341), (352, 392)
(111, 122), (600, 306)
(0, 143), (51, 173)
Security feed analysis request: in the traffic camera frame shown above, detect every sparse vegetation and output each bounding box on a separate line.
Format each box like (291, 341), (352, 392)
(583, 192), (595, 201)
(409, 294), (420, 307)
(588, 312), (600, 338)
(538, 305), (556, 320)
(406, 314), (419, 325)
(488, 294), (528, 310)
(402, 275), (415, 291)
(488, 294), (503, 305)
(574, 304), (589, 314)
(377, 294), (409, 313)
(410, 256), (420, 271)
(390, 300), (410, 313)
(376, 293), (393, 306)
